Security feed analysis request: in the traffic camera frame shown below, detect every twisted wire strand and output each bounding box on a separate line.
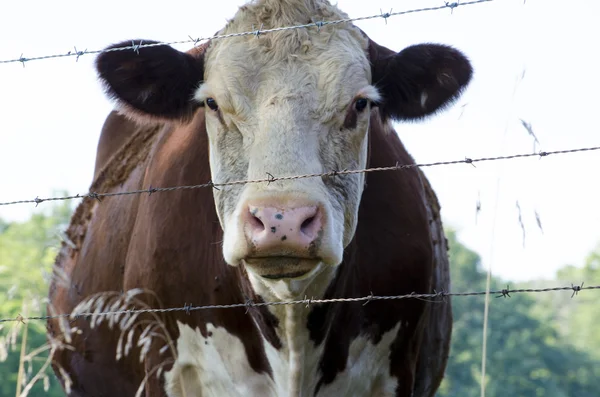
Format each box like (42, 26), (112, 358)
(2, 145), (599, 207)
(2, 283), (596, 324)
(0, 0), (493, 65)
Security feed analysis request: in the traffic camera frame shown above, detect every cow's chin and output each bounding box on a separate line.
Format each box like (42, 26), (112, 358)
(242, 257), (335, 300)
(242, 257), (321, 280)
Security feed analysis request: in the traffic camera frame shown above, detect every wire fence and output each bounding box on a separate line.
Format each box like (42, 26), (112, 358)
(1, 283), (598, 324)
(1, 145), (599, 207)
(0, 0), (493, 66)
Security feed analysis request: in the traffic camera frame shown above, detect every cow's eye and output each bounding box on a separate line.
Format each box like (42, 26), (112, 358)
(355, 98), (369, 112)
(206, 98), (219, 111)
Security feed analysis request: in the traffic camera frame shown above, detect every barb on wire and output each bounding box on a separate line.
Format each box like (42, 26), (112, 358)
(1, 145), (599, 207)
(1, 284), (598, 324)
(0, 0), (494, 66)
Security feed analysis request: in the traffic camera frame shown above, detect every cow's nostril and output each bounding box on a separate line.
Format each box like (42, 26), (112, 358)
(248, 211), (265, 232)
(299, 208), (320, 238)
(301, 216), (315, 233)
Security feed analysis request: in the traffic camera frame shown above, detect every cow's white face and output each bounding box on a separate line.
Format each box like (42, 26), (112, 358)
(95, 0), (472, 297)
(196, 14), (379, 288)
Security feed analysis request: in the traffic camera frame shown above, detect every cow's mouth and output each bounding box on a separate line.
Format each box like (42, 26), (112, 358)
(243, 257), (321, 279)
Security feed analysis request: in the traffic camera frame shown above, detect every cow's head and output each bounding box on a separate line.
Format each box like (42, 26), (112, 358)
(96, 0), (472, 298)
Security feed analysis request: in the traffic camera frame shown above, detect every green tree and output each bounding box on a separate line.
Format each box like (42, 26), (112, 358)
(438, 229), (600, 397)
(0, 199), (74, 397)
(555, 253), (600, 360)
(527, 244), (600, 362)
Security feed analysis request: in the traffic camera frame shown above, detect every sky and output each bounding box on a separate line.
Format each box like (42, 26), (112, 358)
(1, 0), (599, 283)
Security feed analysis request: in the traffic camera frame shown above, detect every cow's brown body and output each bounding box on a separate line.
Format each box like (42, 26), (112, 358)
(49, 107), (451, 396)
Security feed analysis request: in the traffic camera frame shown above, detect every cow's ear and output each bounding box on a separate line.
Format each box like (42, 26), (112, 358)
(96, 39), (205, 122)
(368, 39), (472, 121)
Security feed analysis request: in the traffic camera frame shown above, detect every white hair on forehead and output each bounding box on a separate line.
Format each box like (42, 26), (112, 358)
(207, 0), (368, 64)
(197, 0), (377, 121)
(228, 0), (346, 32)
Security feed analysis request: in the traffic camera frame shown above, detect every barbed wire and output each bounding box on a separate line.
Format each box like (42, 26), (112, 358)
(1, 283), (597, 324)
(0, 0), (494, 66)
(1, 145), (599, 207)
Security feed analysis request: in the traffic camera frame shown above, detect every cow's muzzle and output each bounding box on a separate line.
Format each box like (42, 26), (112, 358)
(242, 203), (324, 279)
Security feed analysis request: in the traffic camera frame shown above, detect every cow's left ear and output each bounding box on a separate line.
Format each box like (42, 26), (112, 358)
(368, 39), (473, 121)
(96, 39), (205, 122)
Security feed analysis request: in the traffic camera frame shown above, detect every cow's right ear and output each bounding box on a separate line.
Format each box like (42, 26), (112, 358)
(96, 40), (205, 122)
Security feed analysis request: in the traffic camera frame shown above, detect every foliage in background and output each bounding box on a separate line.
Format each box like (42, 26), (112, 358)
(1, 200), (600, 396)
(437, 229), (600, 397)
(525, 247), (600, 362)
(0, 198), (73, 397)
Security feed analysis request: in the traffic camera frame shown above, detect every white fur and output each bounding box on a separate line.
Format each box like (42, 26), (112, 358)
(165, 321), (402, 397)
(164, 322), (280, 397)
(318, 323), (402, 396)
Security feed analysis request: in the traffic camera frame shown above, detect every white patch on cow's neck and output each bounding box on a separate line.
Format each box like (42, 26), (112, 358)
(164, 320), (402, 397)
(247, 263), (337, 393)
(164, 322), (281, 397)
(316, 323), (402, 395)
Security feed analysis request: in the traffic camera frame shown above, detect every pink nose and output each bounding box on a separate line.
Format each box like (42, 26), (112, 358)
(244, 205), (322, 253)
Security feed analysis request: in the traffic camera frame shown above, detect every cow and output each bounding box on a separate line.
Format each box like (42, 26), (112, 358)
(47, 0), (472, 396)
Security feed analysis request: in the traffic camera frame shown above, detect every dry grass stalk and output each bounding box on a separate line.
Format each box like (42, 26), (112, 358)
(4, 283), (181, 396)
(69, 288), (179, 396)
(15, 304), (29, 397)
(0, 299), (76, 397)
